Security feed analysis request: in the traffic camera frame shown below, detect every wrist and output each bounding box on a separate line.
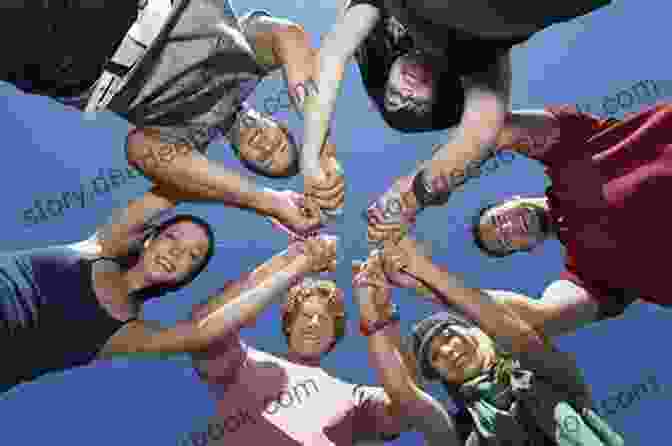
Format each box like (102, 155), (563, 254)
(254, 188), (284, 218)
(360, 304), (400, 337)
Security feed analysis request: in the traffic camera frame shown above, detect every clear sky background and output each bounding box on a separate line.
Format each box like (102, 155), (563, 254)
(1, 1), (670, 445)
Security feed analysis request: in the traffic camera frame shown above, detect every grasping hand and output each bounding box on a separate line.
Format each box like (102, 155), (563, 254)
(352, 255), (393, 310)
(294, 234), (339, 274)
(366, 176), (420, 246)
(270, 191), (323, 237)
(379, 240), (425, 289)
(303, 141), (345, 211)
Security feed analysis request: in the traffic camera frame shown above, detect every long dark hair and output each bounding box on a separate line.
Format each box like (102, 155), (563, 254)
(356, 17), (465, 133)
(119, 214), (216, 302)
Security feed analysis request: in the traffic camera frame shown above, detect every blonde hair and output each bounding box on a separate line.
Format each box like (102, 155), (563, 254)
(281, 278), (347, 346)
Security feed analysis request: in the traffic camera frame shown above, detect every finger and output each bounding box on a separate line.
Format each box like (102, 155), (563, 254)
(367, 216), (404, 232)
(306, 186), (345, 206)
(308, 178), (345, 199)
(309, 194), (343, 210)
(309, 172), (344, 191)
(368, 226), (402, 243)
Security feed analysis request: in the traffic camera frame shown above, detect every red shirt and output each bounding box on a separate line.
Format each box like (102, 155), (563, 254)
(534, 103), (672, 308)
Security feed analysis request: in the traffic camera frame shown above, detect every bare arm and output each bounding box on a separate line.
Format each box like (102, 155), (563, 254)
(416, 51), (511, 204)
(125, 129), (281, 214)
(99, 252), (312, 358)
(243, 15), (316, 109)
(394, 239), (546, 355)
(486, 280), (604, 338)
(353, 264), (462, 445)
(301, 3), (380, 178)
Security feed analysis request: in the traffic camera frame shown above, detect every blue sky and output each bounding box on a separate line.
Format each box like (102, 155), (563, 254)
(1, 1), (670, 444)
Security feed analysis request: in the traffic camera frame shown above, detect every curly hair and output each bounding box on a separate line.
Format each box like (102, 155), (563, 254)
(281, 278), (347, 351)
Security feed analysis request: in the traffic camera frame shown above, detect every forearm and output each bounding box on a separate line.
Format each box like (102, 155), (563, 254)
(356, 288), (462, 444)
(408, 257), (546, 354)
(127, 129), (282, 218)
(355, 286), (418, 406)
(302, 5), (379, 176)
(197, 255), (310, 334)
(203, 250), (296, 324)
(420, 54), (511, 205)
(150, 162), (282, 217)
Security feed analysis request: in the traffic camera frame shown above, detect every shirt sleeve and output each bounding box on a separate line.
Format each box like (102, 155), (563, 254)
(350, 385), (407, 441)
(559, 265), (637, 320)
(534, 105), (621, 165)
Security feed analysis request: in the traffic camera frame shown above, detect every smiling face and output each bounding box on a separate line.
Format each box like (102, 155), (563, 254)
(384, 52), (437, 115)
(287, 295), (337, 358)
(428, 325), (492, 385)
(232, 111), (298, 177)
(139, 220), (211, 287)
(476, 200), (551, 256)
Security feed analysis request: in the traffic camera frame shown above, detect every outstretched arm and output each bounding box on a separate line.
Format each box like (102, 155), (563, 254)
(352, 258), (462, 445)
(98, 236), (337, 358)
(381, 238), (546, 355)
(301, 3), (380, 179)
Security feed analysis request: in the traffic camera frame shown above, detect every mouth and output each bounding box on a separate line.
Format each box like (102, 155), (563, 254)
(302, 332), (321, 342)
(154, 255), (175, 273)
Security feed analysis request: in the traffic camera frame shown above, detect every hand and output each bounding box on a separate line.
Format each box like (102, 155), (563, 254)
(269, 190), (323, 238)
(366, 176), (420, 246)
(303, 141), (345, 211)
(352, 256), (393, 310)
(295, 235), (338, 274)
(379, 240), (423, 289)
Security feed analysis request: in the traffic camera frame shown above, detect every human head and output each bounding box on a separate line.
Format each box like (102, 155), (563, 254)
(281, 278), (347, 359)
(472, 197), (552, 257)
(363, 42), (464, 133)
(129, 214), (216, 301)
(229, 105), (300, 178)
(408, 312), (496, 387)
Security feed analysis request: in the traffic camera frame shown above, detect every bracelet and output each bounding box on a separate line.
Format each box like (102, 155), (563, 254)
(360, 305), (400, 336)
(412, 169), (451, 208)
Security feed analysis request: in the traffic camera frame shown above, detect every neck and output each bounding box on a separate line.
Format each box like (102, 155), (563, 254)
(285, 350), (322, 367)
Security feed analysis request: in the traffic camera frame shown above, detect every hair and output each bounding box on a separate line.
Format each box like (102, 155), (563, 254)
(229, 108), (300, 178)
(357, 19), (465, 134)
(126, 214), (216, 302)
(281, 279), (347, 352)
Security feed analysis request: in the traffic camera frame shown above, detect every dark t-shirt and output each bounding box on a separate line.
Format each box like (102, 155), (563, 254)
(58, 0), (277, 153)
(0, 246), (132, 392)
(346, 0), (522, 130)
(534, 103), (672, 310)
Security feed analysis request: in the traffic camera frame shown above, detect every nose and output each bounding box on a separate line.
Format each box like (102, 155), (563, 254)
(307, 314), (320, 327)
(168, 244), (186, 259)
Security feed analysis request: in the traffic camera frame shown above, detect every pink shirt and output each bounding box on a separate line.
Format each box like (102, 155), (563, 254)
(184, 329), (404, 446)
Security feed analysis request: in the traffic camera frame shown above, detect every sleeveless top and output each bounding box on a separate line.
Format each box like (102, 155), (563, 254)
(0, 246), (136, 393)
